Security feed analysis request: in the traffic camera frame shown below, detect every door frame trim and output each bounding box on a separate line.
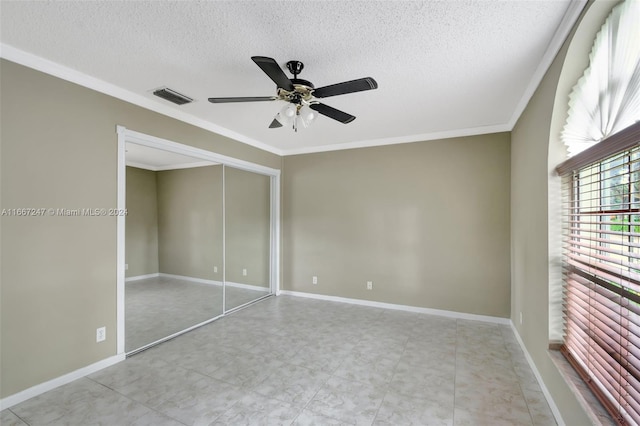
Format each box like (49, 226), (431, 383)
(116, 125), (281, 355)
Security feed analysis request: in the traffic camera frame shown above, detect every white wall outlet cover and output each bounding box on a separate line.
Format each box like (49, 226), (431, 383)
(96, 327), (106, 343)
(312, 276), (318, 285)
(214, 266), (218, 273)
(367, 281), (373, 290)
(242, 268), (247, 276)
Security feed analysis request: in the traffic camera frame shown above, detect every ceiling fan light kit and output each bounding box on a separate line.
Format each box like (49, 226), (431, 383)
(208, 56), (378, 132)
(273, 102), (318, 132)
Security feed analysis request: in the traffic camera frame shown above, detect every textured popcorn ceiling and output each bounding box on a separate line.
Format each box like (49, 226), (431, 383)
(0, 1), (580, 155)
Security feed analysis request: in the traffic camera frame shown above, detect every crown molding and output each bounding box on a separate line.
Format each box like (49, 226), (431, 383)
(507, 0), (588, 129)
(282, 123), (510, 156)
(2, 0), (585, 160)
(0, 43), (284, 156)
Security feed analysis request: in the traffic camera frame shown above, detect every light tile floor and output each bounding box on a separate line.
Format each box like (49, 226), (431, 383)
(126, 276), (270, 351)
(3, 296), (557, 425)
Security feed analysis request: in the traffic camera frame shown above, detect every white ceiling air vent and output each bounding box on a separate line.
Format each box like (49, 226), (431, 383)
(153, 87), (193, 105)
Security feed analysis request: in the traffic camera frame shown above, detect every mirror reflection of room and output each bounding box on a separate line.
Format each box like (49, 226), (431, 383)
(224, 166), (271, 311)
(125, 143), (223, 352)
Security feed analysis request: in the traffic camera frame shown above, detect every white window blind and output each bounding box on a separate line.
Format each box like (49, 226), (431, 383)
(561, 0), (640, 157)
(560, 123), (640, 424)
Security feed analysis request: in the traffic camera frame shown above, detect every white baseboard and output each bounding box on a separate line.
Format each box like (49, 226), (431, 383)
(125, 273), (159, 282)
(510, 322), (564, 426)
(225, 281), (270, 292)
(0, 354), (125, 410)
(279, 290), (510, 325)
(158, 273), (268, 292)
(159, 273), (223, 287)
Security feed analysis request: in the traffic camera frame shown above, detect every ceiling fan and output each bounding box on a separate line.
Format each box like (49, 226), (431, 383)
(208, 56), (378, 131)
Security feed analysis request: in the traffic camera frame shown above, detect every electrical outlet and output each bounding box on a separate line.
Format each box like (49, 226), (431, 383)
(96, 327), (106, 343)
(519, 312), (523, 325)
(214, 266), (218, 273)
(242, 268), (247, 276)
(125, 263), (129, 270)
(367, 281), (373, 290)
(312, 276), (318, 285)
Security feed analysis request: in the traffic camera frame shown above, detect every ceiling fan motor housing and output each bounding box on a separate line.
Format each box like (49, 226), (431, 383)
(291, 78), (314, 88)
(287, 61), (314, 104)
(286, 60), (304, 78)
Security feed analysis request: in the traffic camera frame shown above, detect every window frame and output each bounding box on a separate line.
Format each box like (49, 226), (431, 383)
(557, 121), (640, 425)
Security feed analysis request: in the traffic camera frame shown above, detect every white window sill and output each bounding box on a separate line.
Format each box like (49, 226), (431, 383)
(549, 350), (617, 425)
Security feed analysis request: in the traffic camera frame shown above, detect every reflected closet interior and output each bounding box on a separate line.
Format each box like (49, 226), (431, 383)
(124, 142), (272, 353)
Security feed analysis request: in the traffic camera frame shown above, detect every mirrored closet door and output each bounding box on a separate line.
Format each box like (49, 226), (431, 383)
(119, 130), (279, 355)
(124, 143), (224, 352)
(224, 166), (272, 311)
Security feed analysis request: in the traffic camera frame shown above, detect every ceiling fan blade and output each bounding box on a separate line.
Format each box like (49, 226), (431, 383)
(269, 117), (283, 128)
(208, 96), (277, 103)
(251, 56), (295, 91)
(310, 103), (356, 124)
(313, 77), (378, 98)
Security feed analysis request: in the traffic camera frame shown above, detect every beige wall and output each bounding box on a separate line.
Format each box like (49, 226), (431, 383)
(510, 1), (618, 424)
(126, 163), (267, 284)
(157, 165), (224, 280)
(0, 4), (620, 419)
(510, 52), (586, 424)
(125, 166), (159, 278)
(225, 167), (271, 287)
(0, 59), (281, 398)
(283, 134), (511, 317)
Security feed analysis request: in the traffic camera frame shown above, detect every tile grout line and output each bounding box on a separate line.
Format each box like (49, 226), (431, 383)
(504, 326), (541, 426)
(218, 304), (363, 424)
(291, 362), (342, 425)
(277, 325), (358, 424)
(370, 327), (411, 425)
(84, 377), (191, 426)
(8, 408), (31, 426)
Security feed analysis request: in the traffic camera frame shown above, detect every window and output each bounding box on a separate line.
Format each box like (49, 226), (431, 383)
(558, 122), (640, 425)
(557, 0), (640, 420)
(561, 0), (639, 158)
